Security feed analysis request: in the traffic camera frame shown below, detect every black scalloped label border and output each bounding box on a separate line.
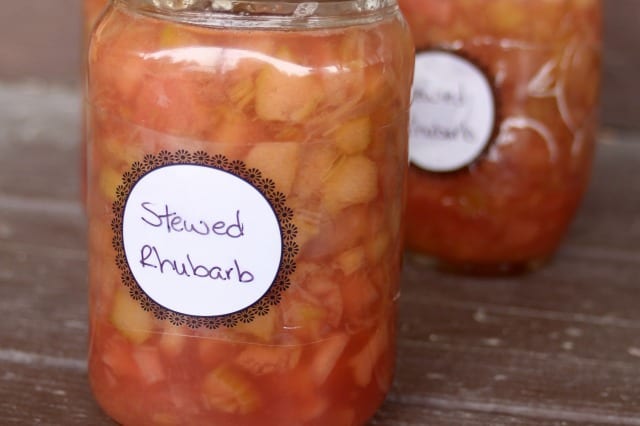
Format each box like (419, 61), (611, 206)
(111, 149), (298, 329)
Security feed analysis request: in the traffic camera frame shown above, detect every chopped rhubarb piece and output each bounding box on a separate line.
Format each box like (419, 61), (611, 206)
(255, 62), (324, 123)
(322, 155), (378, 212)
(110, 289), (153, 344)
(202, 365), (260, 414)
(310, 333), (348, 385)
(132, 346), (166, 385)
(350, 322), (390, 387)
(235, 345), (302, 376)
(233, 309), (278, 342)
(334, 116), (372, 155)
(244, 142), (300, 195)
(336, 245), (367, 276)
(159, 324), (186, 358)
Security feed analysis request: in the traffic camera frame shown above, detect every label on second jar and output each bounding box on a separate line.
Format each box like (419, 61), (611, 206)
(410, 50), (496, 172)
(113, 152), (297, 326)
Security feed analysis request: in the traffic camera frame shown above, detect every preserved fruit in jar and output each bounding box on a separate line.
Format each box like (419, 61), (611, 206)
(86, 0), (413, 424)
(399, 0), (602, 273)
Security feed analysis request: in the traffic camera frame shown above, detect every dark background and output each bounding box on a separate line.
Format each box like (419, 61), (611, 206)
(0, 0), (637, 130)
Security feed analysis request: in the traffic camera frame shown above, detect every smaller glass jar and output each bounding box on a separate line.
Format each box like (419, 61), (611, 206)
(86, 0), (413, 424)
(399, 0), (602, 273)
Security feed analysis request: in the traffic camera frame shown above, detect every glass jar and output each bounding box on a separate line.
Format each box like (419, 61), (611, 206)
(86, 0), (413, 424)
(399, 0), (602, 273)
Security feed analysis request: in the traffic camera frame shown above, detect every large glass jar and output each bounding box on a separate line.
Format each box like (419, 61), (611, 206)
(86, 0), (413, 424)
(400, 0), (602, 273)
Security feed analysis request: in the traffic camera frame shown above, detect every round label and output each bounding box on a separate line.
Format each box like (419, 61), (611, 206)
(410, 50), (496, 172)
(121, 164), (283, 317)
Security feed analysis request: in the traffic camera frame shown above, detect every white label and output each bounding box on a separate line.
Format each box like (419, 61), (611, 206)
(410, 51), (496, 172)
(121, 164), (283, 317)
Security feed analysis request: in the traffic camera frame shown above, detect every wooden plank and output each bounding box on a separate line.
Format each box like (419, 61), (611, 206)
(372, 401), (589, 426)
(0, 362), (111, 425)
(0, 82), (82, 202)
(0, 246), (87, 359)
(399, 279), (640, 365)
(566, 132), (640, 253)
(390, 342), (640, 425)
(2, 358), (589, 426)
(0, 205), (85, 252)
(404, 253), (640, 320)
(0, 144), (81, 203)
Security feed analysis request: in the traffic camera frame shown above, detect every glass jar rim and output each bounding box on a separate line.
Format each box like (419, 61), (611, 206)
(116, 0), (400, 29)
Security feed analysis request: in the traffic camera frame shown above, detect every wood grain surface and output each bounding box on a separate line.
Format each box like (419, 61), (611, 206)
(1, 82), (639, 425)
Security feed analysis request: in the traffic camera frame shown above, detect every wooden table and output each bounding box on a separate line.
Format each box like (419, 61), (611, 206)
(1, 83), (639, 425)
